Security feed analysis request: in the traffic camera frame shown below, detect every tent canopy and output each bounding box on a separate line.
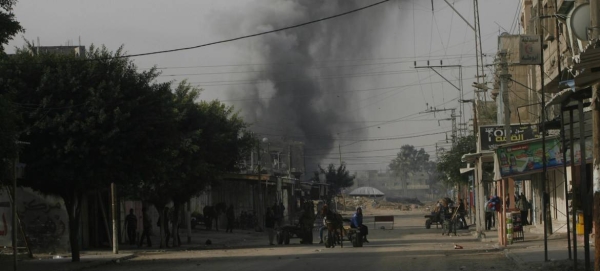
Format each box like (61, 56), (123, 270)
(348, 186), (384, 196)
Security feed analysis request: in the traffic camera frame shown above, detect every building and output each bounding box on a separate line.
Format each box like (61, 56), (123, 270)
(465, 0), (598, 250)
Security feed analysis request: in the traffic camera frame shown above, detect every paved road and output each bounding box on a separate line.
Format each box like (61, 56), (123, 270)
(7, 209), (584, 271)
(85, 212), (521, 271)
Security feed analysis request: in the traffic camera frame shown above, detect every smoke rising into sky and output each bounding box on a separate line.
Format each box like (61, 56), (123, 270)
(212, 0), (392, 171)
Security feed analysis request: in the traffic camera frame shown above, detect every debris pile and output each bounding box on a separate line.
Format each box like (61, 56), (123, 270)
(334, 196), (424, 211)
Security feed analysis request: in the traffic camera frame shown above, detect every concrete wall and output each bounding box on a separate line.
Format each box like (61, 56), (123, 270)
(0, 187), (70, 253)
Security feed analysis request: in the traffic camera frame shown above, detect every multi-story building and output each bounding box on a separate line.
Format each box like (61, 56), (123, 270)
(471, 0), (598, 249)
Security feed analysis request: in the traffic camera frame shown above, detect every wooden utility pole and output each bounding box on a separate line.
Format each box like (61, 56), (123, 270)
(590, 0), (600, 269)
(593, 83), (600, 271)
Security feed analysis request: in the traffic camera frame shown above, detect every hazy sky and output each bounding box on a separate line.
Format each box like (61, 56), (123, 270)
(7, 0), (521, 172)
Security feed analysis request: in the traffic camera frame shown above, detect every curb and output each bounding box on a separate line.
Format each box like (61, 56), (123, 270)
(71, 254), (137, 271)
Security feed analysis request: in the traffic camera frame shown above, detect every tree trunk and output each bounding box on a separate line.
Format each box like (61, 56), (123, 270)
(158, 206), (165, 248)
(172, 202), (181, 247)
(64, 191), (82, 262)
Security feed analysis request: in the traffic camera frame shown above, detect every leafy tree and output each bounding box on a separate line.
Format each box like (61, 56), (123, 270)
(166, 83), (253, 246)
(388, 145), (430, 196)
(312, 163), (355, 204)
(132, 81), (253, 247)
(436, 135), (477, 186)
(0, 0), (23, 53)
(0, 0), (23, 186)
(0, 45), (173, 261)
(0, 94), (17, 183)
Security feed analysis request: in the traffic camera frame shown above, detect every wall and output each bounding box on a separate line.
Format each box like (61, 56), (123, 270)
(0, 187), (70, 253)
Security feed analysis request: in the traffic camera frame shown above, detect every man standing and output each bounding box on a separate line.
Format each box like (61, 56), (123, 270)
(138, 207), (152, 247)
(265, 207), (276, 245)
(124, 208), (138, 245)
(515, 193), (530, 225)
(226, 205), (235, 233)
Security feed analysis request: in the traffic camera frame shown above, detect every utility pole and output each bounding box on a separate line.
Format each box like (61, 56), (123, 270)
(12, 141), (29, 271)
(498, 50), (512, 144)
(256, 139), (264, 232)
(12, 151), (18, 271)
(589, 0), (600, 269)
(420, 107), (459, 145)
(415, 63), (465, 136)
(338, 144), (342, 165)
(111, 183), (118, 254)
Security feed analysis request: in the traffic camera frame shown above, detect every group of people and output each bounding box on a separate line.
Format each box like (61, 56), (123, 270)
(485, 193), (531, 230)
(264, 202), (287, 245)
(126, 201), (373, 248)
(318, 205), (369, 244)
(132, 206), (182, 248)
(433, 198), (468, 229)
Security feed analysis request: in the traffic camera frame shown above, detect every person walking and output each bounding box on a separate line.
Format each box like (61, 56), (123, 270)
(350, 207), (369, 243)
(226, 205), (235, 233)
(485, 196), (498, 230)
(265, 207), (276, 245)
(138, 207), (152, 247)
(124, 208), (138, 245)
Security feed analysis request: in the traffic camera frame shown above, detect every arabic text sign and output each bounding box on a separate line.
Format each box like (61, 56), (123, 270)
(519, 35), (542, 65)
(496, 137), (562, 178)
(479, 125), (536, 151)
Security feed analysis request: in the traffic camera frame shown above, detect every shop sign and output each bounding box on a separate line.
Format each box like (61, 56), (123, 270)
(479, 125), (536, 150)
(519, 35), (542, 65)
(496, 137), (563, 178)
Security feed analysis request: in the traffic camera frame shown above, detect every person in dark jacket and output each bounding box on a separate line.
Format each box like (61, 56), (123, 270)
(226, 205), (235, 233)
(265, 207), (276, 245)
(350, 207), (369, 242)
(515, 193), (530, 225)
(125, 209), (138, 245)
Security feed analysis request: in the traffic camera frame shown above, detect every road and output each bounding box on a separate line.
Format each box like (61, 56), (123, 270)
(86, 211), (523, 271)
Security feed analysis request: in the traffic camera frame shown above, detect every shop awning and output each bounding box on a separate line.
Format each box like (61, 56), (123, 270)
(461, 151), (495, 163)
(460, 167), (475, 174)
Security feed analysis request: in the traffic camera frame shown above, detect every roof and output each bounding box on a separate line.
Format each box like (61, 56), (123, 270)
(348, 186), (384, 196)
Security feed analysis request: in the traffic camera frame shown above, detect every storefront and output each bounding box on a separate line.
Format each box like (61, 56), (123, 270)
(494, 136), (571, 246)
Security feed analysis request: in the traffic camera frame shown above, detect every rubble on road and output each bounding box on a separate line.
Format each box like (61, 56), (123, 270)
(334, 196), (423, 211)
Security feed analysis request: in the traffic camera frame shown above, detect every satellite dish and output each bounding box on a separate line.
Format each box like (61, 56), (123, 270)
(569, 3), (590, 41)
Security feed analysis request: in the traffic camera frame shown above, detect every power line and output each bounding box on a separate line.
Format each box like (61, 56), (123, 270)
(102, 0), (392, 60)
(148, 54), (483, 71)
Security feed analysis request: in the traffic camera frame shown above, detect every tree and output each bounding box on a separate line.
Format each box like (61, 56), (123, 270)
(0, 0), (23, 54)
(0, 45), (173, 261)
(165, 83), (253, 246)
(436, 135), (477, 186)
(388, 145), (430, 196)
(313, 163), (355, 204)
(0, 0), (23, 186)
(131, 81), (253, 247)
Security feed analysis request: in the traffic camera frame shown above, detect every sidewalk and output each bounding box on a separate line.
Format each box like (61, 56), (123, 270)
(475, 225), (595, 267)
(2, 228), (269, 271)
(1, 252), (136, 271)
